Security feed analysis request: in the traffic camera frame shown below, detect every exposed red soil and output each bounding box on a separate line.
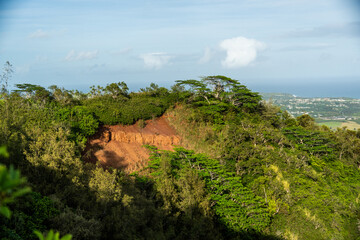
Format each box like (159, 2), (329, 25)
(83, 115), (181, 172)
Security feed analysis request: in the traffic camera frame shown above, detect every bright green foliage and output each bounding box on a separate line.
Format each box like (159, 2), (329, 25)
(23, 126), (85, 197)
(296, 114), (315, 128)
(14, 84), (53, 106)
(88, 166), (122, 203)
(34, 230), (72, 240)
(148, 147), (271, 233)
(0, 163), (31, 219)
(25, 127), (81, 173)
(0, 145), (9, 158)
(82, 92), (169, 125)
(48, 85), (78, 106)
(55, 106), (99, 145)
(103, 81), (129, 98)
(332, 127), (360, 167)
(168, 105), (360, 239)
(210, 176), (270, 232)
(176, 76), (263, 124)
(139, 82), (169, 97)
(283, 126), (336, 161)
(84, 82), (172, 125)
(89, 82), (129, 98)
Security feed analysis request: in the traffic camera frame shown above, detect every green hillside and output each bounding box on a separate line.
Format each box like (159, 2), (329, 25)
(1, 76), (360, 240)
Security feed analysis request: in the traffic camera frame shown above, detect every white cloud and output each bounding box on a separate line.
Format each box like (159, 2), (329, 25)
(65, 50), (99, 61)
(219, 37), (266, 68)
(199, 47), (213, 64)
(29, 29), (49, 39)
(140, 53), (172, 69)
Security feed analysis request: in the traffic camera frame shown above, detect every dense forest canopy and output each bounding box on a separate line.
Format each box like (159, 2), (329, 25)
(1, 67), (360, 239)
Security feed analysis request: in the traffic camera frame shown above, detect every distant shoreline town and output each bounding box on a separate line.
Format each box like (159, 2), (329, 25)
(261, 93), (360, 120)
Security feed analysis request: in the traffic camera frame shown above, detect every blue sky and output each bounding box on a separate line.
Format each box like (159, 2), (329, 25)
(0, 0), (360, 96)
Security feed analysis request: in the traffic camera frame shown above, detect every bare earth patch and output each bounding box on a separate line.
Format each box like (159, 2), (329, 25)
(83, 115), (181, 172)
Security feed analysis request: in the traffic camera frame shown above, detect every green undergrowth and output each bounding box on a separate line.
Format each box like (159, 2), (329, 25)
(166, 105), (360, 240)
(147, 147), (271, 235)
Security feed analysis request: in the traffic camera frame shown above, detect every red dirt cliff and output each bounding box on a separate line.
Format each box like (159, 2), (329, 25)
(83, 115), (181, 172)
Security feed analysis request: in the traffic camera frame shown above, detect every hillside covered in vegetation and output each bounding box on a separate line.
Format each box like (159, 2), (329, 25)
(1, 73), (360, 240)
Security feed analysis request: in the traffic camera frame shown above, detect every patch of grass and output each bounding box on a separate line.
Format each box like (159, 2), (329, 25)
(166, 106), (221, 159)
(316, 120), (360, 130)
(316, 121), (342, 129)
(340, 121), (360, 130)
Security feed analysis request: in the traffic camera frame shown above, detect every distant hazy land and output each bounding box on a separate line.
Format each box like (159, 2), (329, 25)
(261, 92), (360, 130)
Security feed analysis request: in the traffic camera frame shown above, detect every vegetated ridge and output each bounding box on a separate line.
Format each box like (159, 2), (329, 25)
(1, 72), (360, 240)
